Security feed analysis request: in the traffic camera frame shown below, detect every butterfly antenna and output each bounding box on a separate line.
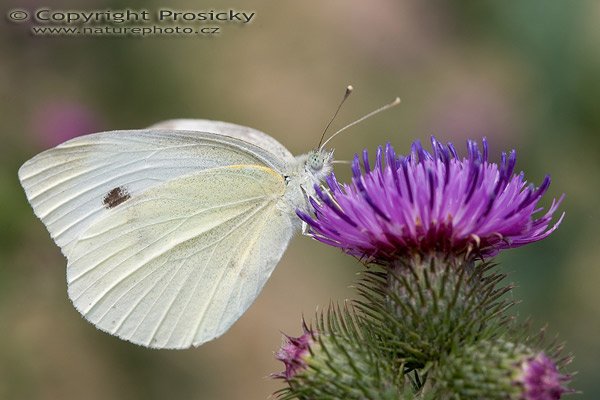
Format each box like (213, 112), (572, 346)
(317, 85), (354, 149)
(320, 96), (401, 150)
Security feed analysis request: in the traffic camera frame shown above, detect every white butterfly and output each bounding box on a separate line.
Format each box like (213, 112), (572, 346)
(18, 118), (334, 349)
(18, 88), (399, 349)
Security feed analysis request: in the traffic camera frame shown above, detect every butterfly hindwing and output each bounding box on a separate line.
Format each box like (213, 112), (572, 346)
(148, 119), (296, 165)
(67, 165), (292, 349)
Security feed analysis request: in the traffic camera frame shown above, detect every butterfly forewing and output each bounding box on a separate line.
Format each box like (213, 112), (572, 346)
(18, 129), (288, 257)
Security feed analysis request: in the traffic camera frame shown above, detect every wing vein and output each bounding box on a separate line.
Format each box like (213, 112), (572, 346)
(189, 203), (275, 343)
(130, 257), (189, 343)
(168, 246), (218, 347)
(145, 202), (273, 346)
(103, 255), (174, 333)
(212, 204), (274, 332)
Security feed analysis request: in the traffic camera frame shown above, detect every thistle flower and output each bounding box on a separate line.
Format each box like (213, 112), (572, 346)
(518, 353), (573, 400)
(274, 326), (315, 381)
(298, 137), (564, 264)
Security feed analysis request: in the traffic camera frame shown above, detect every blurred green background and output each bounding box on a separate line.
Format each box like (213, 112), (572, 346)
(1, 0), (599, 399)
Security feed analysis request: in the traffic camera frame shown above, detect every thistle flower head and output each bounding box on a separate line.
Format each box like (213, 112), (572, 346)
(518, 353), (573, 400)
(274, 326), (315, 381)
(298, 137), (564, 264)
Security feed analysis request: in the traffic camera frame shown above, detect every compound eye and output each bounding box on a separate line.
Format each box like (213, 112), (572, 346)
(308, 153), (324, 171)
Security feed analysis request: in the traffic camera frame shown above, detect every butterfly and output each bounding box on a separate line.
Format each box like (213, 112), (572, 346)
(18, 88), (400, 349)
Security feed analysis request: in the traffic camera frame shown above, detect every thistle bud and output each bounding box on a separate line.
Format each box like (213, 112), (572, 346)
(274, 326), (315, 381)
(436, 339), (572, 399)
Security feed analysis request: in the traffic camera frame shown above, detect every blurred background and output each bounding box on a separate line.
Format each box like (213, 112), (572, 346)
(1, 0), (599, 398)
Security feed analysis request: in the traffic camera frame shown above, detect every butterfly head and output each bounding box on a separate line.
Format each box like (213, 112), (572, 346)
(305, 149), (334, 181)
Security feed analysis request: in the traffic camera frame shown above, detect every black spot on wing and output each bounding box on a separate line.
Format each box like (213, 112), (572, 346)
(103, 186), (131, 209)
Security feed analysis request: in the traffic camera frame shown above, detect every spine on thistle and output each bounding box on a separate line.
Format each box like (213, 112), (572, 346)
(274, 137), (572, 399)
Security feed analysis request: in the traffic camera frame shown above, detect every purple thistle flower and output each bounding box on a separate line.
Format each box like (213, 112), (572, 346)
(298, 137), (564, 264)
(274, 325), (315, 380)
(517, 353), (572, 400)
